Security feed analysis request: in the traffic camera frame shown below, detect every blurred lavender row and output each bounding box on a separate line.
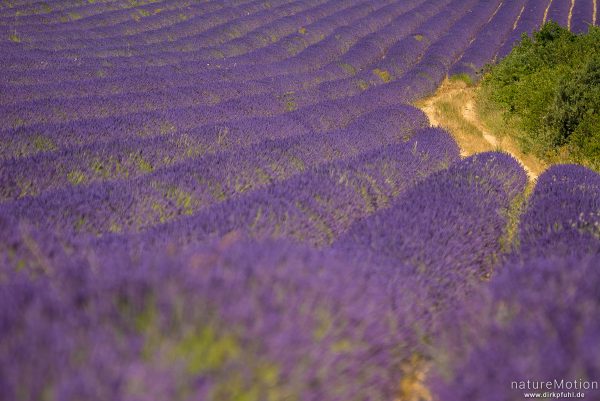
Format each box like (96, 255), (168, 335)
(430, 164), (600, 401)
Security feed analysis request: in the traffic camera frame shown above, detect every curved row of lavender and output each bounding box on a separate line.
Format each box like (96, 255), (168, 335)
(4, 154), (598, 401)
(1, 231), (428, 401)
(0, 150), (524, 401)
(1, 1), (599, 400)
(430, 165), (600, 401)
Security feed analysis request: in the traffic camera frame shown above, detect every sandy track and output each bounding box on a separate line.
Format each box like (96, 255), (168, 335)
(543, 0), (554, 24)
(416, 79), (544, 179)
(462, 99), (536, 178)
(568, 0), (576, 30)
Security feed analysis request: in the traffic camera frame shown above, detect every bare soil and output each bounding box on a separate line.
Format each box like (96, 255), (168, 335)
(415, 78), (546, 179)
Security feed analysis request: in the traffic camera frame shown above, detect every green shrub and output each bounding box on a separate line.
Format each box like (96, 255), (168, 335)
(449, 73), (473, 86)
(548, 54), (600, 144)
(480, 22), (600, 170)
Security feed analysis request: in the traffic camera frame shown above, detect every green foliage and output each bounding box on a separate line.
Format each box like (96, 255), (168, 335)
(67, 170), (86, 185)
(373, 68), (391, 83)
(172, 326), (240, 374)
(338, 62), (356, 75)
(449, 73), (473, 86)
(32, 135), (56, 152)
(548, 55), (600, 155)
(481, 22), (600, 170)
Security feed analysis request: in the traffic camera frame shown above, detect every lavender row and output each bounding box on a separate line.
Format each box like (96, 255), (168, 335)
(0, 112), (310, 164)
(56, 0), (428, 81)
(0, 106), (426, 204)
(0, 0), (255, 35)
(243, 0), (461, 94)
(497, 0), (549, 60)
(2, 0), (368, 70)
(0, 0), (298, 72)
(0, 0), (197, 23)
(0, 0), (423, 105)
(176, 0), (422, 71)
(2, 0), (438, 83)
(546, 0), (572, 27)
(0, 230), (429, 401)
(430, 252), (600, 401)
(0, 0), (425, 104)
(0, 7), (443, 125)
(0, 1), (215, 45)
(113, 2), (450, 97)
(0, 0), (398, 95)
(571, 0), (595, 33)
(429, 165), (600, 401)
(357, 0), (507, 105)
(0, 0), (463, 129)
(2, 0), (431, 108)
(327, 0), (452, 73)
(2, 0), (422, 90)
(134, 127), (458, 248)
(1, 102), (334, 162)
(2, 0), (250, 40)
(2, 126), (456, 241)
(0, 0), (166, 24)
(91, 0), (385, 57)
(0, 73), (434, 157)
(1, 0), (306, 74)
(316, 0), (474, 99)
(0, 101), (302, 158)
(21, 0), (336, 53)
(334, 152), (528, 287)
(516, 164), (600, 259)
(0, 0), (412, 88)
(322, 153), (529, 375)
(420, 0), (505, 72)
(0, 55), (457, 159)
(2, 0), (459, 103)
(449, 0), (528, 81)
(218, 0), (419, 69)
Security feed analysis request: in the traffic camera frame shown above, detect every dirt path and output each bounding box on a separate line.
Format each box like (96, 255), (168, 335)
(463, 99), (498, 147)
(401, 79), (546, 401)
(513, 5), (525, 30)
(416, 79), (545, 179)
(568, 0), (575, 30)
(543, 0), (554, 24)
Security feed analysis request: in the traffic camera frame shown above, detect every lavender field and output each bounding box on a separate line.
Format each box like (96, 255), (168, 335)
(1, 0), (599, 400)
